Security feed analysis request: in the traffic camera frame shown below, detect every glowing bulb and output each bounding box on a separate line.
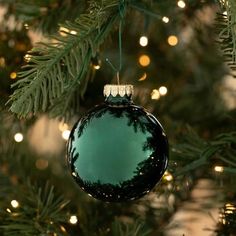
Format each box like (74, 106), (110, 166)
(139, 54), (150, 67)
(159, 86), (168, 96)
(70, 30), (77, 35)
(177, 0), (186, 8)
(69, 215), (78, 224)
(139, 36), (148, 47)
(62, 130), (70, 140)
(10, 72), (17, 79)
(163, 171), (173, 181)
(14, 133), (23, 142)
(151, 89), (160, 100)
(167, 35), (178, 46)
(24, 54), (31, 62)
(11, 200), (19, 208)
(94, 64), (101, 70)
(214, 166), (224, 172)
(24, 23), (29, 29)
(162, 16), (169, 23)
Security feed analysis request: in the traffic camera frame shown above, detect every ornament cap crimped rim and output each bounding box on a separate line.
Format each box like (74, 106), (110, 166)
(103, 84), (134, 97)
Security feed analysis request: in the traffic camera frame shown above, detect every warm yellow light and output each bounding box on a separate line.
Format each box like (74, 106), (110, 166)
(35, 159), (48, 170)
(24, 23), (29, 29)
(139, 54), (150, 67)
(58, 122), (69, 132)
(139, 36), (148, 47)
(214, 166), (224, 172)
(177, 0), (186, 8)
(14, 133), (23, 142)
(69, 215), (78, 224)
(223, 11), (227, 16)
(94, 64), (101, 70)
(163, 171), (173, 181)
(59, 26), (70, 36)
(159, 86), (168, 96)
(6, 208), (12, 213)
(70, 30), (77, 35)
(138, 72), (147, 81)
(11, 200), (19, 208)
(167, 35), (178, 46)
(151, 89), (160, 100)
(10, 72), (17, 79)
(62, 130), (70, 140)
(162, 16), (169, 23)
(24, 54), (32, 62)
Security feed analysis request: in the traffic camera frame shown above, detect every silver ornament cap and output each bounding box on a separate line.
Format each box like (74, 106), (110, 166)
(103, 84), (134, 97)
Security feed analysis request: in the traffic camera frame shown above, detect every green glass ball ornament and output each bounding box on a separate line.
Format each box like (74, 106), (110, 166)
(67, 85), (168, 202)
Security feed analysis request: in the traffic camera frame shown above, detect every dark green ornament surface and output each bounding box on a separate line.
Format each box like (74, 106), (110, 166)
(67, 95), (168, 202)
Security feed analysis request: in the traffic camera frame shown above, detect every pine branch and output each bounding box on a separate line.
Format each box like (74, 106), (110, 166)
(171, 128), (236, 175)
(8, 0), (124, 118)
(217, 0), (236, 71)
(0, 181), (70, 236)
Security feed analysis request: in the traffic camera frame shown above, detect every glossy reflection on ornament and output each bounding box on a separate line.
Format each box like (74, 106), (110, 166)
(67, 85), (168, 202)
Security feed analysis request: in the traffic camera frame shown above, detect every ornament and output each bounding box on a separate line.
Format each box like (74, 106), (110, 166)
(67, 85), (168, 202)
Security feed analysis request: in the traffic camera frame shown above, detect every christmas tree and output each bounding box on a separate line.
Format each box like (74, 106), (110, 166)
(0, 0), (236, 235)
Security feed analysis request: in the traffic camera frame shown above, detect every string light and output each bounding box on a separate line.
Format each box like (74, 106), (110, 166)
(10, 72), (17, 80)
(163, 171), (173, 181)
(167, 35), (178, 46)
(177, 0), (186, 8)
(93, 64), (101, 70)
(139, 36), (148, 47)
(14, 133), (23, 142)
(223, 11), (227, 16)
(159, 86), (168, 96)
(69, 215), (78, 224)
(11, 200), (19, 208)
(62, 130), (70, 140)
(24, 23), (29, 29)
(162, 16), (169, 23)
(151, 89), (160, 100)
(139, 54), (150, 67)
(70, 30), (77, 35)
(138, 72), (147, 81)
(24, 54), (32, 62)
(214, 165), (224, 172)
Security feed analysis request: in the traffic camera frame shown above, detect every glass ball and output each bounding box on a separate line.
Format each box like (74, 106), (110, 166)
(67, 85), (168, 202)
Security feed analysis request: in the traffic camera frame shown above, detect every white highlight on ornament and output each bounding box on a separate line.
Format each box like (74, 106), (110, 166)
(159, 86), (168, 96)
(69, 215), (78, 224)
(177, 0), (186, 8)
(62, 130), (70, 140)
(139, 36), (148, 47)
(162, 16), (169, 23)
(11, 200), (19, 208)
(14, 133), (24, 142)
(151, 89), (160, 100)
(214, 166), (224, 172)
